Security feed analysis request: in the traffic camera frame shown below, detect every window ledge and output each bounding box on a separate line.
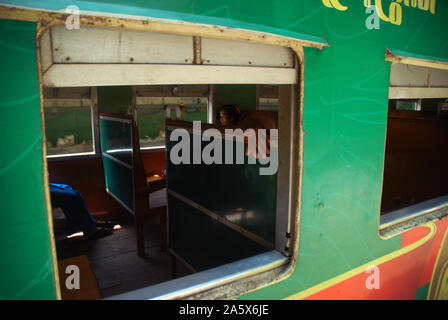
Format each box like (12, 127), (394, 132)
(379, 195), (448, 238)
(105, 250), (288, 300)
(46, 152), (99, 161)
(140, 145), (166, 152)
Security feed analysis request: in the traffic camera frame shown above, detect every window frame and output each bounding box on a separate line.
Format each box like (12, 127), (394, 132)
(108, 82), (300, 300)
(378, 50), (448, 238)
(35, 14), (310, 300)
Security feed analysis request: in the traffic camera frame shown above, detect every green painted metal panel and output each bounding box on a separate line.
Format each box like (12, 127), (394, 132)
(98, 86), (133, 115)
(168, 194), (268, 272)
(100, 117), (133, 166)
(102, 154), (134, 213)
(215, 85), (257, 111)
(99, 117), (135, 213)
(166, 127), (277, 244)
(98, 87), (136, 214)
(0, 19), (57, 299)
(1, 0), (328, 44)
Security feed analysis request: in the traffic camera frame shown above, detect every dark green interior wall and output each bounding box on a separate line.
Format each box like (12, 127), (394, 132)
(44, 86), (132, 146)
(100, 118), (135, 212)
(166, 126), (276, 270)
(215, 85), (256, 111)
(45, 109), (92, 145)
(166, 128), (277, 244)
(138, 110), (207, 139)
(0, 19), (57, 299)
(168, 195), (268, 272)
(98, 86), (133, 115)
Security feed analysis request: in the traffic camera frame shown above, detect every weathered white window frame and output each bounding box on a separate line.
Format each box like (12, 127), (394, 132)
(40, 25), (297, 87)
(37, 20), (305, 300)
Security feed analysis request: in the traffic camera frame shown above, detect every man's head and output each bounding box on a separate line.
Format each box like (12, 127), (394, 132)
(219, 104), (240, 126)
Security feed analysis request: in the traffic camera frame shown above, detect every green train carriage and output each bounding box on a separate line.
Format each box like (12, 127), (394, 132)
(0, 0), (447, 300)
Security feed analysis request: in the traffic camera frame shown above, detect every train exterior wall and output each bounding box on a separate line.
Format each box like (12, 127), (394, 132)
(0, 0), (447, 299)
(0, 19), (58, 299)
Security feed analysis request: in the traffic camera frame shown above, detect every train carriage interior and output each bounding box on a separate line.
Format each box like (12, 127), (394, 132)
(46, 83), (289, 299)
(380, 61), (448, 233)
(40, 23), (299, 299)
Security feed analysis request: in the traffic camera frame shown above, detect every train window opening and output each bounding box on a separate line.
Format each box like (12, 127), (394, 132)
(38, 24), (299, 300)
(43, 87), (97, 158)
(379, 61), (448, 232)
(108, 82), (294, 300)
(44, 83), (292, 299)
(135, 85), (210, 150)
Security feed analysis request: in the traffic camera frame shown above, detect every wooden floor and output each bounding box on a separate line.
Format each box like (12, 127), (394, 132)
(55, 214), (192, 299)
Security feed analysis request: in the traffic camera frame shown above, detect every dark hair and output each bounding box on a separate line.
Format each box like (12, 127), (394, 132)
(219, 104), (240, 125)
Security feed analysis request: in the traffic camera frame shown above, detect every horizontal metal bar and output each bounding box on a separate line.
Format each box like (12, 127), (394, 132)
(105, 250), (288, 300)
(100, 115), (132, 124)
(140, 145), (166, 151)
(101, 152), (133, 170)
(168, 189), (274, 250)
(46, 151), (97, 159)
